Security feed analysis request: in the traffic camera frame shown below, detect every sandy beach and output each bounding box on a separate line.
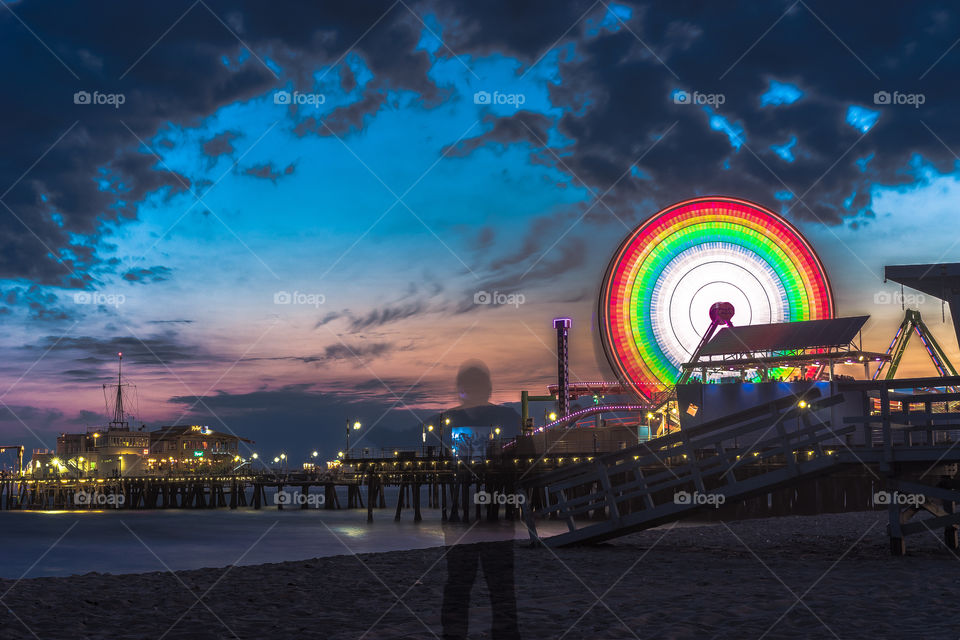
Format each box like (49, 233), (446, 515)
(1, 510), (956, 639)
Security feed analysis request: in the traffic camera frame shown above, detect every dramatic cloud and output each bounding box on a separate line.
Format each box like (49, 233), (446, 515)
(166, 383), (433, 459)
(25, 332), (208, 368)
(201, 130), (242, 161)
(242, 162), (296, 183)
(440, 1), (960, 226)
(0, 0), (434, 286)
(122, 265), (173, 283)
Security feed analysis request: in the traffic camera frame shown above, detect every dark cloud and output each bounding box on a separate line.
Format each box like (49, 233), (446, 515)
(0, 0), (434, 287)
(443, 111), (553, 158)
(244, 341), (399, 366)
(294, 89), (386, 138)
(315, 280), (445, 331)
(0, 404), (65, 449)
(439, 1), (960, 227)
(25, 332), (207, 368)
(472, 226), (496, 251)
(322, 341), (395, 362)
(166, 383), (433, 459)
(122, 265), (173, 283)
(4, 285), (75, 321)
(241, 162), (296, 183)
(346, 300), (427, 331)
(201, 130), (241, 160)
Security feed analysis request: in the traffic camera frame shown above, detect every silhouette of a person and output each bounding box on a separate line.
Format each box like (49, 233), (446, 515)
(425, 360), (521, 440)
(441, 360), (522, 639)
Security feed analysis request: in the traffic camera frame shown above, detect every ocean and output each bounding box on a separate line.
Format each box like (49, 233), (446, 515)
(0, 486), (566, 578)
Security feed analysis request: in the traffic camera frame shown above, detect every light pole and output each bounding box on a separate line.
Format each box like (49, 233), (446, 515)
(439, 416), (451, 456)
(346, 420), (361, 458)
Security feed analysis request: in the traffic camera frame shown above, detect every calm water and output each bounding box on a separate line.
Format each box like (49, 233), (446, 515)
(0, 487), (567, 578)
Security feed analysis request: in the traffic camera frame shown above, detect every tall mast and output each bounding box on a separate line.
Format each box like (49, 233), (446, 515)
(110, 352), (127, 428)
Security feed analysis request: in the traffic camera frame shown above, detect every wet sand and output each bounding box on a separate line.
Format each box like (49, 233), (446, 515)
(1, 511), (957, 639)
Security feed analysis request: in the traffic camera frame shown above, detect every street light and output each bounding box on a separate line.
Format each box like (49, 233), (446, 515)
(346, 420), (362, 458)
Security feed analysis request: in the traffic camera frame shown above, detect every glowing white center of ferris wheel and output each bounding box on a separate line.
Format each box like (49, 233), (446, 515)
(650, 243), (789, 367)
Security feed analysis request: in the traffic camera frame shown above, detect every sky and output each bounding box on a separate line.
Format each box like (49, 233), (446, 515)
(1, 0), (960, 462)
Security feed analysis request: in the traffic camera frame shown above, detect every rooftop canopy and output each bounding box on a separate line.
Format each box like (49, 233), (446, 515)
(699, 316), (869, 357)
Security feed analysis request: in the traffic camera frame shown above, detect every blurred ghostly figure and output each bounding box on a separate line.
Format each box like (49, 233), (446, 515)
(424, 360), (520, 436)
(457, 359), (493, 407)
(440, 359), (523, 639)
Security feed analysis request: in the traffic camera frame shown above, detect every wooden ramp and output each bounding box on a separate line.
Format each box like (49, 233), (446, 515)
(520, 377), (960, 553)
(520, 388), (852, 546)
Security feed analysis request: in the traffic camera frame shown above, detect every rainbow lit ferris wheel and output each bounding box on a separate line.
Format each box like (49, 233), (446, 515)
(598, 196), (834, 400)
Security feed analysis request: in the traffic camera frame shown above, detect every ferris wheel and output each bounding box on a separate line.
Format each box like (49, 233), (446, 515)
(598, 196), (834, 400)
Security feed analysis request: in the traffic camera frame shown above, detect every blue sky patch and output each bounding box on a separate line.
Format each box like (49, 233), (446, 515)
(771, 136), (797, 162)
(760, 80), (803, 107)
(846, 105), (880, 133)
